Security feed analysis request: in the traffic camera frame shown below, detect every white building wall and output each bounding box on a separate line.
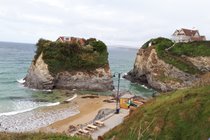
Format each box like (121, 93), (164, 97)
(172, 35), (191, 43)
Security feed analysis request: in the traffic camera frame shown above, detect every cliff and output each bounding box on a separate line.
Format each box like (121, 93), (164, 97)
(24, 38), (114, 91)
(125, 37), (210, 91)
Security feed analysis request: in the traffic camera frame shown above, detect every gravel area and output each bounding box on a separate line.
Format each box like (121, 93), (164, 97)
(0, 106), (79, 132)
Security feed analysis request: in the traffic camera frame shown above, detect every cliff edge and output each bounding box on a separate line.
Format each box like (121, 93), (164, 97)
(24, 38), (114, 91)
(125, 37), (210, 91)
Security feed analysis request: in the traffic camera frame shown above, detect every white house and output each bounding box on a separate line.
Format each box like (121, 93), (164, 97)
(172, 28), (206, 43)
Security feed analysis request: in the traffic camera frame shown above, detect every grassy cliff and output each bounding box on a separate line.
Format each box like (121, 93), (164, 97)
(34, 38), (109, 75)
(142, 38), (210, 74)
(104, 85), (210, 140)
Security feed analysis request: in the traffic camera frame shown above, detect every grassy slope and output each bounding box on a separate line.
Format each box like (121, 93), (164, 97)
(104, 86), (210, 140)
(0, 132), (90, 140)
(142, 38), (210, 74)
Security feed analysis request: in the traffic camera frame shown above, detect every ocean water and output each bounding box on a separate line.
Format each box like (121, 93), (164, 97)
(0, 42), (48, 115)
(108, 47), (154, 97)
(0, 42), (153, 116)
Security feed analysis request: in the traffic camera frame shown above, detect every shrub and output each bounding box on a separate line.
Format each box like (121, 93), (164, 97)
(90, 40), (107, 53)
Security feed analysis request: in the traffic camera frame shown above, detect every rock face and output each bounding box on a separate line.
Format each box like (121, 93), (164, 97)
(24, 53), (54, 89)
(55, 67), (114, 91)
(24, 53), (114, 91)
(186, 56), (210, 72)
(125, 46), (210, 92)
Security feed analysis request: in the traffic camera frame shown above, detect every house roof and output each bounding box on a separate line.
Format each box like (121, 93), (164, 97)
(172, 28), (206, 41)
(57, 36), (86, 43)
(57, 36), (70, 42)
(181, 28), (199, 36)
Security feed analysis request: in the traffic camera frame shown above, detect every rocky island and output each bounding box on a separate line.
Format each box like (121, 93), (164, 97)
(24, 37), (114, 91)
(125, 37), (210, 91)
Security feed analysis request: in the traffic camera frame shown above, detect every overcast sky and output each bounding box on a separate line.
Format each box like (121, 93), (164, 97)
(0, 0), (209, 47)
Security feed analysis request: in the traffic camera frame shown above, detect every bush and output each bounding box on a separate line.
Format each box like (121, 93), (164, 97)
(141, 37), (173, 49)
(90, 40), (107, 53)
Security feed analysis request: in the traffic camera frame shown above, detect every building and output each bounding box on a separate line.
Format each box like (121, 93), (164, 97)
(56, 36), (86, 46)
(172, 28), (206, 43)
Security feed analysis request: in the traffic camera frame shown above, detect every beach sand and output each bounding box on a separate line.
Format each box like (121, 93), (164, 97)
(40, 94), (116, 133)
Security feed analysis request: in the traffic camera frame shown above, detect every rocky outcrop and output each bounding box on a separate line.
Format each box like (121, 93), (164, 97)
(24, 53), (114, 91)
(24, 53), (54, 89)
(186, 56), (210, 72)
(54, 67), (114, 91)
(124, 46), (210, 92)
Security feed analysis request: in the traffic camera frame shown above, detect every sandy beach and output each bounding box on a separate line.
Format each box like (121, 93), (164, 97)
(40, 94), (116, 133)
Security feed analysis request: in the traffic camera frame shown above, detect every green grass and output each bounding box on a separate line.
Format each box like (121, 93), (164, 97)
(0, 132), (90, 140)
(104, 85), (210, 140)
(141, 37), (210, 74)
(34, 38), (109, 75)
(170, 41), (210, 57)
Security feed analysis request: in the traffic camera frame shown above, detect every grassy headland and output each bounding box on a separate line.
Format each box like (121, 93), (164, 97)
(142, 38), (210, 74)
(34, 38), (108, 75)
(104, 85), (210, 140)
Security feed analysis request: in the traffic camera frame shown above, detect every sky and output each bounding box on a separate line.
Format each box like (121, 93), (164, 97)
(0, 0), (209, 47)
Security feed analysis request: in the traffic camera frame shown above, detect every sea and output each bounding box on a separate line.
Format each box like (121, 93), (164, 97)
(0, 42), (153, 132)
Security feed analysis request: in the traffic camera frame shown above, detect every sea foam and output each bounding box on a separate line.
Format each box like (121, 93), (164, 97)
(66, 94), (77, 102)
(0, 102), (60, 117)
(141, 85), (148, 89)
(17, 78), (25, 84)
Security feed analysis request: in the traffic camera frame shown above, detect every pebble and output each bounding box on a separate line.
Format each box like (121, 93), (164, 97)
(0, 106), (79, 132)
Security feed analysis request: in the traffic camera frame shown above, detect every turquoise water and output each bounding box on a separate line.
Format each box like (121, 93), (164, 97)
(0, 42), (153, 115)
(0, 42), (50, 114)
(108, 47), (154, 97)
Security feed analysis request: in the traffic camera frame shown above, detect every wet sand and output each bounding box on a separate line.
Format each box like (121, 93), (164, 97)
(40, 94), (116, 133)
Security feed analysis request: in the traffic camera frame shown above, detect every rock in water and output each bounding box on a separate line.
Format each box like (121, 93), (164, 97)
(24, 38), (114, 91)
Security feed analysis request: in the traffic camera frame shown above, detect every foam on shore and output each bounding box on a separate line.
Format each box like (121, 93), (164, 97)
(17, 78), (25, 84)
(17, 78), (52, 92)
(141, 85), (148, 89)
(0, 102), (60, 117)
(66, 94), (77, 102)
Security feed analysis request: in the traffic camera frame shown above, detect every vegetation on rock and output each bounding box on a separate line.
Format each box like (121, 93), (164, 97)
(142, 37), (210, 74)
(170, 41), (210, 57)
(104, 85), (210, 140)
(34, 38), (109, 75)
